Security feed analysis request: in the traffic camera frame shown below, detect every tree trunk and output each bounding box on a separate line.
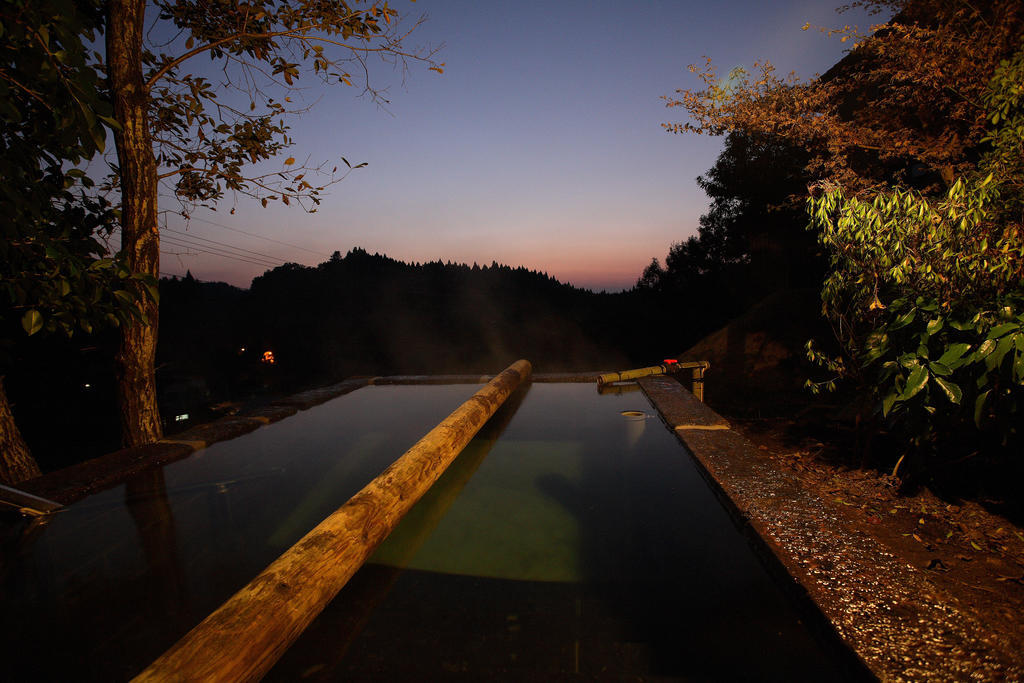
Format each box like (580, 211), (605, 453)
(0, 376), (42, 485)
(107, 0), (163, 447)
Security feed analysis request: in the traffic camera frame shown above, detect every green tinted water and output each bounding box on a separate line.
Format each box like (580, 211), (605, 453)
(272, 383), (859, 680)
(1, 382), (858, 680)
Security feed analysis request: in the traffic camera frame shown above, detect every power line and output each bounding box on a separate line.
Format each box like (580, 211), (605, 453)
(113, 222), (321, 273)
(160, 235), (282, 268)
(160, 239), (280, 269)
(162, 226), (302, 264)
(155, 230), (278, 266)
(181, 215), (329, 258)
(119, 225), (303, 268)
(159, 251), (198, 279)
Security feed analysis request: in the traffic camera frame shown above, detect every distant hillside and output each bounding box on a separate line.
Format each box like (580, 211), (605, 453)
(8, 247), (709, 470)
(241, 248), (636, 382)
(155, 248), (686, 400)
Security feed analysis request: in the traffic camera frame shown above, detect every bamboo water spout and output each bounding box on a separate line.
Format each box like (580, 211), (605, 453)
(597, 360), (709, 401)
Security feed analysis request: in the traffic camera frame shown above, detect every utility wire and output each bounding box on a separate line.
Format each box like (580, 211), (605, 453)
(120, 225), (297, 267)
(162, 226), (305, 264)
(160, 230), (278, 265)
(117, 222), (318, 273)
(159, 251), (200, 279)
(160, 240), (280, 269)
(160, 235), (282, 268)
(181, 215), (329, 258)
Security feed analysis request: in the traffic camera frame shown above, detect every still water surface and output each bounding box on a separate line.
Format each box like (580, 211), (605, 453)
(1, 382), (853, 680)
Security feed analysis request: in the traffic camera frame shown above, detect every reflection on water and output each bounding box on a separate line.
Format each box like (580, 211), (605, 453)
(0, 384), (478, 681)
(1, 383), (856, 681)
(273, 384), (859, 681)
(124, 469), (187, 631)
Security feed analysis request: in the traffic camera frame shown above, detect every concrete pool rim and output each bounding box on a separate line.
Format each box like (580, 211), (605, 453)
(638, 374), (1023, 681)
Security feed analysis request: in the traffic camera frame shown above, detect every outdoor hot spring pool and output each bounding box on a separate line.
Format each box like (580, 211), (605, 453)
(0, 382), (856, 680)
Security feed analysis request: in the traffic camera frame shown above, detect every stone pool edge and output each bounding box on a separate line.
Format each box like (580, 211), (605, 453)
(20, 377), (372, 505)
(638, 374), (1023, 682)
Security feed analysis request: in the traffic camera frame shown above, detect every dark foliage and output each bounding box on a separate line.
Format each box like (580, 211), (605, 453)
(8, 249), (686, 469)
(638, 131), (817, 342)
(240, 248), (641, 385)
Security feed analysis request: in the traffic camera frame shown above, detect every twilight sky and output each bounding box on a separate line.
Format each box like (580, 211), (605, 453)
(149, 0), (883, 291)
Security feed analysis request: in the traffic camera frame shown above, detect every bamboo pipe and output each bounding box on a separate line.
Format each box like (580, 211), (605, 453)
(597, 361), (709, 401)
(597, 364), (669, 385)
(133, 359), (532, 683)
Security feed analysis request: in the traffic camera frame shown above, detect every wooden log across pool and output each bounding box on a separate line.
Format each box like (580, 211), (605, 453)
(133, 359), (533, 683)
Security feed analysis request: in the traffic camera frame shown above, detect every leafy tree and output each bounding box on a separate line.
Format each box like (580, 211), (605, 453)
(638, 131), (811, 344)
(104, 0), (441, 446)
(663, 0), (1024, 469)
(806, 42), (1024, 463)
(0, 0), (152, 483)
(636, 258), (664, 292)
(664, 0), (1024, 195)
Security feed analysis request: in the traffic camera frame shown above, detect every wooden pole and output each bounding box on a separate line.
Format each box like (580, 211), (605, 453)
(597, 364), (669, 385)
(691, 364), (705, 402)
(270, 385), (531, 679)
(597, 360), (708, 389)
(133, 359), (532, 683)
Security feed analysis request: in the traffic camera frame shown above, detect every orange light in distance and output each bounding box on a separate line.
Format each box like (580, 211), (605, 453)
(262, 350), (276, 365)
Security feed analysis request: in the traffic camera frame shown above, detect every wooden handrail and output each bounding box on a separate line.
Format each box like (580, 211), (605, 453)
(134, 359), (532, 682)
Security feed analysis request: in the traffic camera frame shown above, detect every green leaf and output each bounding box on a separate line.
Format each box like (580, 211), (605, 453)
(141, 280), (160, 304)
(974, 390), (991, 426)
(986, 334), (1015, 371)
(988, 322), (1019, 338)
(113, 289), (134, 306)
(928, 361), (952, 376)
(882, 391), (899, 417)
(21, 309), (43, 336)
(926, 317), (943, 335)
(889, 308), (917, 330)
(899, 366), (929, 401)
(937, 343), (972, 367)
(973, 338), (997, 361)
(897, 352), (920, 368)
(932, 376), (962, 404)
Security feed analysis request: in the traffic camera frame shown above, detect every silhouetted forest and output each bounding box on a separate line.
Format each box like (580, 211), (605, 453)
(636, 131), (821, 331)
(3, 93), (830, 476)
(6, 122), (826, 475)
(7, 127), (820, 472)
(8, 248), (705, 470)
